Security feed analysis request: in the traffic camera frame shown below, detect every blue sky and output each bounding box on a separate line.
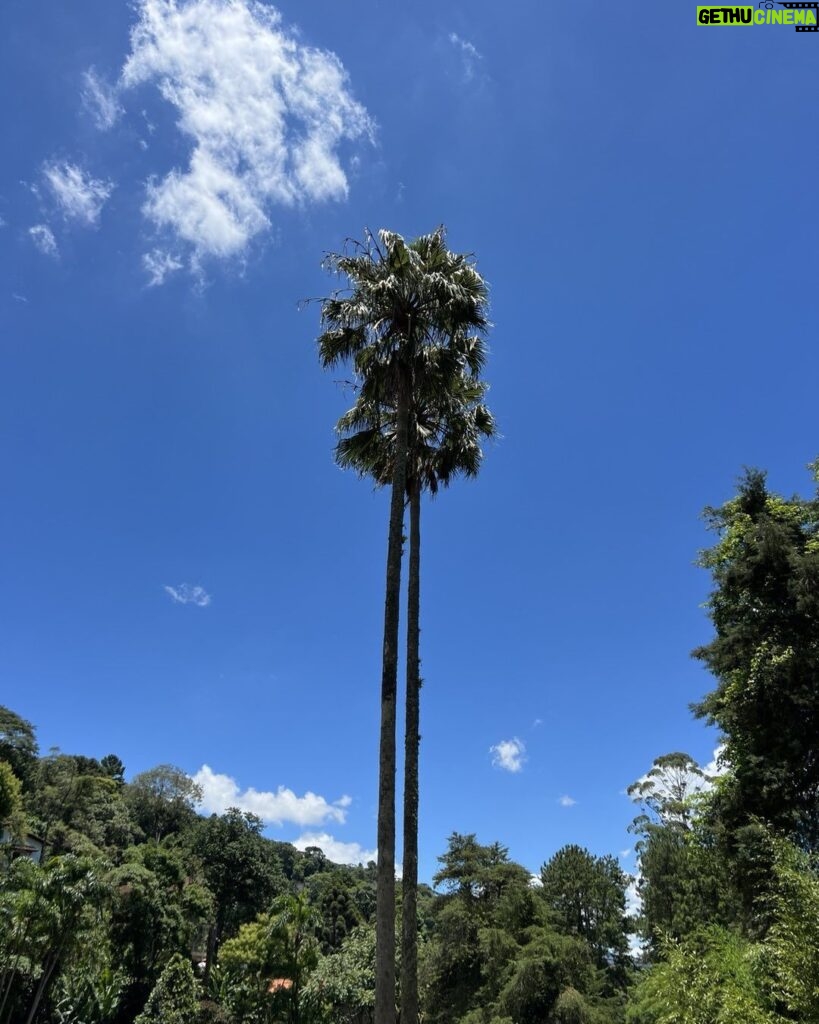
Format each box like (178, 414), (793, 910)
(2, 0), (818, 881)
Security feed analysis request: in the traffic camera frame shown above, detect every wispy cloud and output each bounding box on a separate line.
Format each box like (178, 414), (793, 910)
(29, 224), (58, 258)
(81, 68), (123, 130)
(558, 794), (576, 807)
(164, 583), (211, 606)
(490, 737), (526, 773)
(12, 293), (29, 304)
(43, 162), (114, 226)
(448, 32), (483, 80)
(143, 249), (183, 286)
(293, 832), (376, 867)
(192, 765), (352, 827)
(119, 0), (373, 273)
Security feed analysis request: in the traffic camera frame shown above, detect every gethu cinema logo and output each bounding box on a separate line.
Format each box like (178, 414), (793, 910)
(697, 2), (818, 28)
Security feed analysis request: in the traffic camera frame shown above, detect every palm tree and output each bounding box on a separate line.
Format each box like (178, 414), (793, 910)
(334, 347), (495, 1024)
(318, 227), (490, 1024)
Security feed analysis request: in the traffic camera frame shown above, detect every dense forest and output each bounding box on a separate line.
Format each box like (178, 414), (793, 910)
(3, 462), (819, 1023)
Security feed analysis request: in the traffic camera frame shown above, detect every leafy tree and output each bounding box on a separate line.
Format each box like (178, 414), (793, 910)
(0, 761), (22, 825)
(0, 854), (107, 1024)
(220, 893), (320, 1024)
(100, 755), (126, 786)
(53, 944), (126, 1024)
(191, 809), (285, 978)
(628, 756), (731, 951)
(539, 845), (631, 980)
(109, 843), (212, 1017)
(765, 839), (819, 1020)
(626, 927), (778, 1024)
(306, 872), (362, 952)
(126, 764), (203, 842)
(318, 226), (490, 1024)
(0, 706), (38, 789)
(627, 753), (710, 833)
(134, 952), (199, 1024)
(693, 465), (819, 847)
(302, 923), (376, 1024)
(496, 931), (598, 1024)
(267, 892), (321, 1024)
(29, 751), (137, 856)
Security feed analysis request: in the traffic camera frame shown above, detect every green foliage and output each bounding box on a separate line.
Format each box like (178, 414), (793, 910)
(540, 844), (632, 977)
(553, 986), (596, 1024)
(134, 952), (199, 1024)
(423, 834), (624, 1024)
(626, 927), (778, 1024)
(627, 753), (710, 832)
(0, 853), (108, 1024)
(30, 751), (138, 856)
(0, 760), (22, 823)
(99, 755), (125, 786)
(0, 706), (38, 789)
(126, 764), (203, 842)
(53, 955), (126, 1024)
(765, 839), (819, 1019)
(109, 841), (212, 1004)
(306, 871), (363, 952)
(627, 755), (736, 951)
(191, 808), (285, 962)
(694, 466), (819, 846)
(302, 924), (376, 1024)
(219, 893), (320, 1024)
(626, 835), (819, 1024)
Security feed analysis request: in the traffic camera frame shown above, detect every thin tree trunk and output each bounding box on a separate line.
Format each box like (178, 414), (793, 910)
(375, 369), (410, 1024)
(203, 921), (218, 987)
(23, 941), (62, 1024)
(0, 877), (44, 1023)
(401, 482), (421, 1024)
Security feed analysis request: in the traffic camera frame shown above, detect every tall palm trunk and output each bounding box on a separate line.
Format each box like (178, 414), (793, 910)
(401, 481), (421, 1024)
(375, 369), (410, 1024)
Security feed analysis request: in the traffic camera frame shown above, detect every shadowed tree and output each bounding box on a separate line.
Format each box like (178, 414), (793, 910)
(0, 706), (38, 790)
(318, 227), (490, 1024)
(693, 465), (819, 848)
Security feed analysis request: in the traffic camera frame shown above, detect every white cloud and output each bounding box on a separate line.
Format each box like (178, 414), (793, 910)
(293, 832), (376, 867)
(143, 249), (183, 286)
(626, 875), (645, 955)
(43, 162), (114, 226)
(12, 293), (29, 304)
(490, 737), (526, 773)
(448, 32), (483, 80)
(625, 876), (641, 919)
(704, 744), (728, 779)
(558, 794), (576, 807)
(164, 583), (211, 606)
(29, 224), (58, 258)
(193, 765), (351, 827)
(620, 847), (633, 860)
(120, 0), (373, 271)
(81, 68), (123, 130)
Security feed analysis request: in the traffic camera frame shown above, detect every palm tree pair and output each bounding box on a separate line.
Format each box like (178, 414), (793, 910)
(318, 227), (494, 1024)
